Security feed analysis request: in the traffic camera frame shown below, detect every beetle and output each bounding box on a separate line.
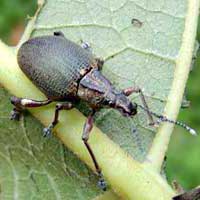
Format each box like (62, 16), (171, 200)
(10, 31), (196, 190)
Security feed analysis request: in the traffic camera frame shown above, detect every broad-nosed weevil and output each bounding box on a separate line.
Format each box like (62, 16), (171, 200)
(10, 31), (196, 190)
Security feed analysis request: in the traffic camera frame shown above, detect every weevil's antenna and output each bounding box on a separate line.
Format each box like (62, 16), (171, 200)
(137, 104), (197, 136)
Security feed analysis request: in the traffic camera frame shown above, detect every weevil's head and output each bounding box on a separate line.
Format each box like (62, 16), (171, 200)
(102, 89), (137, 117)
(78, 68), (137, 116)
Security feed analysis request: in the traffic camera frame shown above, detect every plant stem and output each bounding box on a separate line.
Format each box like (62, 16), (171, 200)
(0, 40), (175, 200)
(144, 0), (200, 172)
(93, 191), (120, 200)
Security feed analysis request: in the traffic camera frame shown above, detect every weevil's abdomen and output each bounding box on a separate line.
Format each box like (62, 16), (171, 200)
(17, 35), (97, 100)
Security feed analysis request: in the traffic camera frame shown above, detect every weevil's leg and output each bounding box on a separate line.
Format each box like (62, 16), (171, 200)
(43, 102), (73, 137)
(81, 40), (90, 50)
(95, 58), (104, 71)
(54, 31), (65, 37)
(10, 96), (52, 120)
(122, 87), (155, 125)
(82, 110), (106, 191)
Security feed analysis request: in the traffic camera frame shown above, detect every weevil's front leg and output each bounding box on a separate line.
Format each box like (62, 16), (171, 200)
(82, 110), (106, 191)
(122, 87), (155, 125)
(10, 96), (52, 120)
(43, 102), (73, 137)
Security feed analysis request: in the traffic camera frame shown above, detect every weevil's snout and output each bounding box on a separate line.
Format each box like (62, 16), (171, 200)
(115, 94), (137, 117)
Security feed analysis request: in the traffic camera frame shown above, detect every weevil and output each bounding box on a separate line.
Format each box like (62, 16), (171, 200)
(10, 31), (196, 190)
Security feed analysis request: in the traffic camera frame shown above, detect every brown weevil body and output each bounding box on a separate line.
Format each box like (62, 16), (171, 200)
(11, 31), (196, 190)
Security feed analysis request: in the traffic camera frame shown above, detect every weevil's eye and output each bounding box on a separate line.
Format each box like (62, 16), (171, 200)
(102, 98), (115, 107)
(129, 102), (137, 115)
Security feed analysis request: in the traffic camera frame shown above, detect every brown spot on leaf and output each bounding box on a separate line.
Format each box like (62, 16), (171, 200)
(131, 18), (143, 28)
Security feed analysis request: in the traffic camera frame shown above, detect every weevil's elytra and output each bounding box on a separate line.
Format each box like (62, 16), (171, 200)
(17, 34), (98, 101)
(11, 31), (196, 191)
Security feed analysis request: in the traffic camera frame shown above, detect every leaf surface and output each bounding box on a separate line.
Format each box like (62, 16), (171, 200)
(33, 0), (186, 160)
(0, 0), (197, 199)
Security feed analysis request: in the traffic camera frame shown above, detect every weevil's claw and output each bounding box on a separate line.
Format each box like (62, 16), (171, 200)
(97, 173), (107, 191)
(98, 179), (107, 191)
(149, 118), (163, 127)
(43, 124), (54, 137)
(10, 109), (21, 121)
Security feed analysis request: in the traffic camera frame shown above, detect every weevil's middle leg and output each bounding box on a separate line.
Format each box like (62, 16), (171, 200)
(43, 102), (73, 137)
(122, 87), (155, 125)
(10, 96), (52, 120)
(82, 110), (106, 191)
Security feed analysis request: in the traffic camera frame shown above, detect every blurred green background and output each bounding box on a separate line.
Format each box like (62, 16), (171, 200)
(0, 0), (199, 190)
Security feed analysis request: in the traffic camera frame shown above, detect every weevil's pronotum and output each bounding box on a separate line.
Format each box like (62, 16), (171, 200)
(10, 31), (196, 190)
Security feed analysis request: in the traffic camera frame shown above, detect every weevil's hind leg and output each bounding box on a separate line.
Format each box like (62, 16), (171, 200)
(122, 87), (155, 125)
(10, 96), (52, 120)
(82, 110), (106, 191)
(43, 102), (73, 137)
(54, 31), (65, 37)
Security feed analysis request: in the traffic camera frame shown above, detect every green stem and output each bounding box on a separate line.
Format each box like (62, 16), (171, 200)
(93, 191), (120, 200)
(144, 0), (200, 172)
(0, 40), (175, 199)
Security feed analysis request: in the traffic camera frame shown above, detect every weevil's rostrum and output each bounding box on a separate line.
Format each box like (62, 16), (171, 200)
(11, 31), (196, 191)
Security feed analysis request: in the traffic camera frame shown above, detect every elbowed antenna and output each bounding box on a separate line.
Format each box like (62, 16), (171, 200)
(137, 104), (197, 136)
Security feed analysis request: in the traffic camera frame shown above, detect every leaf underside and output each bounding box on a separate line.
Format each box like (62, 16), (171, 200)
(33, 0), (186, 160)
(0, 0), (188, 199)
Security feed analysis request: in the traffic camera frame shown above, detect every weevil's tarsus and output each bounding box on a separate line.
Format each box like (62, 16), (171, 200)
(82, 109), (107, 190)
(43, 102), (73, 137)
(10, 108), (21, 120)
(138, 104), (197, 135)
(98, 172), (107, 191)
(43, 124), (54, 137)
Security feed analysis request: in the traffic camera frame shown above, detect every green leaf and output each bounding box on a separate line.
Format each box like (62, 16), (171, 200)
(0, 89), (102, 199)
(0, 0), (199, 199)
(31, 0), (185, 160)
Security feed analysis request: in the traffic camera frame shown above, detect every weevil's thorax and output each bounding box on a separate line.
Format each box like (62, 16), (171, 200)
(77, 68), (112, 108)
(78, 68), (137, 116)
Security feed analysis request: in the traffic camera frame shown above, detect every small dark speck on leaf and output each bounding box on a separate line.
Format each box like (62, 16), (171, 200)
(131, 18), (143, 28)
(132, 127), (137, 133)
(159, 99), (165, 103)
